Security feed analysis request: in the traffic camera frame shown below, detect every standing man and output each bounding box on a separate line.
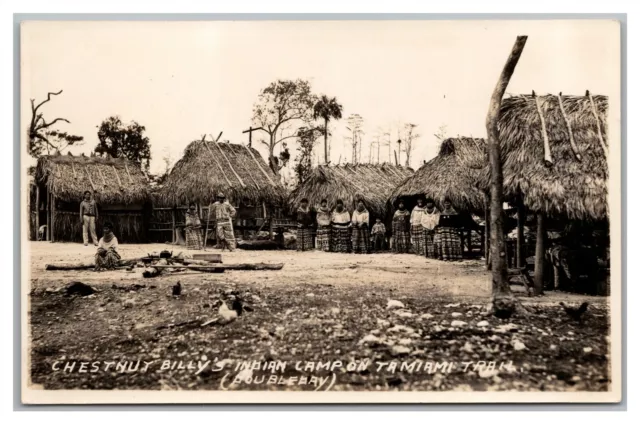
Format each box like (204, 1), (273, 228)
(209, 192), (237, 251)
(80, 190), (98, 247)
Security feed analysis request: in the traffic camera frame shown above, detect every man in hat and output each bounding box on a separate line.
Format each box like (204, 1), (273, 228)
(208, 192), (237, 251)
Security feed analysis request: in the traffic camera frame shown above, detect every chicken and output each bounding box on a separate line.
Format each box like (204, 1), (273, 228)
(172, 282), (181, 297)
(560, 301), (589, 321)
(201, 296), (243, 327)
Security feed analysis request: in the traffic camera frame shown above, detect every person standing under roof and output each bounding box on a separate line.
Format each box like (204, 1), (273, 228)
(351, 200), (370, 254)
(330, 199), (352, 253)
(434, 198), (463, 261)
(421, 198), (440, 259)
(410, 197), (427, 255)
(208, 192), (237, 251)
(296, 198), (314, 252)
(315, 199), (332, 252)
(80, 190), (99, 247)
(392, 200), (411, 253)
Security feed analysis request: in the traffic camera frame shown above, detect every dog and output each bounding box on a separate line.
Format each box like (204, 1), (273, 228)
(37, 225), (47, 241)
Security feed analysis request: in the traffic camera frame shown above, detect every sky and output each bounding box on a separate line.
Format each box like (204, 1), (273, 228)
(21, 20), (620, 179)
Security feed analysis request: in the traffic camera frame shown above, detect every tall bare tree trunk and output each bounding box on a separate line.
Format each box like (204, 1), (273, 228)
(533, 213), (545, 295)
(268, 133), (279, 175)
(486, 35), (528, 317)
(484, 193), (491, 269)
(516, 194), (525, 268)
(324, 117), (329, 164)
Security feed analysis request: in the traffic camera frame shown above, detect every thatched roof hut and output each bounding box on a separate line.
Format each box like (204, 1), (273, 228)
(159, 140), (284, 207)
(34, 153), (151, 243)
(390, 137), (487, 212)
(480, 93), (609, 221)
(288, 164), (414, 217)
(35, 153), (150, 204)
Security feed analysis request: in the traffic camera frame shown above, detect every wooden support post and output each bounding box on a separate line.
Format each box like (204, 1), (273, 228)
(243, 144), (277, 187)
(243, 126), (262, 148)
(268, 206), (274, 240)
(533, 213), (545, 295)
(111, 165), (122, 188)
(84, 167), (96, 192)
(203, 140), (233, 187)
(516, 196), (525, 268)
(171, 207), (176, 244)
(486, 35), (528, 316)
(586, 90), (608, 161)
(213, 139), (246, 188)
(533, 90), (553, 165)
(124, 162), (134, 184)
(50, 193), (56, 243)
(557, 92), (582, 161)
(35, 185), (40, 237)
(45, 190), (50, 241)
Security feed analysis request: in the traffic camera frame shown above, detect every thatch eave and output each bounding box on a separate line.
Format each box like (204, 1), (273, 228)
(35, 154), (150, 205)
(288, 163), (414, 217)
(158, 140), (285, 207)
(390, 137), (487, 213)
(478, 93), (609, 221)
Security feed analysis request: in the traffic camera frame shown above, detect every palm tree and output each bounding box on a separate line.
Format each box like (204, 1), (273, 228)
(313, 95), (343, 164)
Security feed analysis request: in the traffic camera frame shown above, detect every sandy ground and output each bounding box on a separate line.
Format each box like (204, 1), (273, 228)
(28, 241), (600, 303)
(26, 242), (610, 392)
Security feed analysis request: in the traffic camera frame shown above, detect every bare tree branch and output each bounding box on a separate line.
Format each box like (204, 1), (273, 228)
(33, 90), (63, 114)
(36, 117), (71, 130)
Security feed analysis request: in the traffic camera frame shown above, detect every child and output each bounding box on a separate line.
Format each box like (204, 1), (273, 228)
(371, 218), (386, 252)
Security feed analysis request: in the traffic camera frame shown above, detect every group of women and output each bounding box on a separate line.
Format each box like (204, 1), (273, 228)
(295, 197), (464, 261)
(296, 198), (373, 254)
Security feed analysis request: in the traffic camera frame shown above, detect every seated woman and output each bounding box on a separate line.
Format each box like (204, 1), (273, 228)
(185, 203), (203, 250)
(95, 222), (121, 271)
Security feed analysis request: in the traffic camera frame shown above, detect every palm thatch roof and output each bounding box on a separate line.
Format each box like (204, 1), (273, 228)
(288, 163), (414, 216)
(390, 137), (487, 212)
(35, 153), (150, 204)
(159, 140), (284, 206)
(479, 92), (609, 221)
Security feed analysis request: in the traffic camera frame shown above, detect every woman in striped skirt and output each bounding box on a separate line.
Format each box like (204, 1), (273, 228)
(184, 203), (203, 250)
(434, 199), (463, 261)
(330, 199), (352, 253)
(421, 198), (440, 259)
(410, 197), (426, 255)
(296, 198), (314, 251)
(316, 199), (332, 252)
(351, 200), (370, 254)
(392, 200), (411, 253)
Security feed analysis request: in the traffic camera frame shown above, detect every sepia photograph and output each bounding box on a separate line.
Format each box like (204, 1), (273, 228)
(19, 19), (622, 404)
